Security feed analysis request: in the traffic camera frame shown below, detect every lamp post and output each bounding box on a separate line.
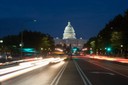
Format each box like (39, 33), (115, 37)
(0, 40), (3, 52)
(120, 45), (123, 56)
(20, 19), (37, 59)
(0, 40), (3, 53)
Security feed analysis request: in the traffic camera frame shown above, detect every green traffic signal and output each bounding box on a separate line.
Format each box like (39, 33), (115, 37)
(72, 47), (78, 53)
(106, 47), (111, 52)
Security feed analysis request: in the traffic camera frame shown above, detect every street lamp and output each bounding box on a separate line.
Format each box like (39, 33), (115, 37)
(0, 40), (3, 50)
(0, 40), (3, 43)
(20, 19), (37, 59)
(120, 45), (123, 55)
(0, 40), (3, 52)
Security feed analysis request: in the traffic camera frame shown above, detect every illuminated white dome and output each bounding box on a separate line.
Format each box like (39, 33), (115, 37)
(63, 22), (76, 39)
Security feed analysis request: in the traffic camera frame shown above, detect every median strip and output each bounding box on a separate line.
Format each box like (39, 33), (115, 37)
(74, 60), (92, 85)
(50, 62), (68, 85)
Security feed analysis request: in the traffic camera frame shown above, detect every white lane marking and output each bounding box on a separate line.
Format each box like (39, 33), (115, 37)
(74, 60), (93, 85)
(50, 62), (68, 85)
(74, 61), (88, 85)
(85, 60), (128, 78)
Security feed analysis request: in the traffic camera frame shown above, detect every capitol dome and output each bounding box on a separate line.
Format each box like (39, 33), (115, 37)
(63, 22), (76, 39)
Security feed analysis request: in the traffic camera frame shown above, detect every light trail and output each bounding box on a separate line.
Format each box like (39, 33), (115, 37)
(0, 57), (43, 66)
(85, 55), (128, 64)
(0, 57), (65, 82)
(0, 58), (54, 76)
(50, 57), (65, 63)
(0, 60), (50, 82)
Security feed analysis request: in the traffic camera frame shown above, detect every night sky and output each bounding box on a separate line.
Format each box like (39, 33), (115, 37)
(0, 0), (128, 40)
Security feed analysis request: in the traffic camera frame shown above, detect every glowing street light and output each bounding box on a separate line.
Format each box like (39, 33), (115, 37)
(121, 45), (123, 47)
(0, 40), (3, 49)
(120, 45), (123, 55)
(0, 40), (3, 43)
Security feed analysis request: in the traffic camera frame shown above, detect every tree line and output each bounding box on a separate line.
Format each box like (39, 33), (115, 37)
(84, 10), (128, 58)
(0, 30), (54, 58)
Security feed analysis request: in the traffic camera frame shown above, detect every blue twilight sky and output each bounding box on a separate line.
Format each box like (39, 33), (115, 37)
(0, 0), (128, 40)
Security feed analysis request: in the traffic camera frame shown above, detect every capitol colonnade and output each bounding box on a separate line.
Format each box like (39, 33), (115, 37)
(54, 21), (86, 50)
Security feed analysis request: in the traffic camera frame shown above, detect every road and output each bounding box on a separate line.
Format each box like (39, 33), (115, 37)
(1, 56), (128, 85)
(74, 56), (128, 85)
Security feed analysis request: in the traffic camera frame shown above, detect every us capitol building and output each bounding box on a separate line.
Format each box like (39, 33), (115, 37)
(54, 22), (86, 49)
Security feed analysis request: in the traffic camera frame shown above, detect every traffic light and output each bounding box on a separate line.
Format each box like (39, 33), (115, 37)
(106, 47), (112, 52)
(90, 50), (93, 54)
(72, 47), (78, 53)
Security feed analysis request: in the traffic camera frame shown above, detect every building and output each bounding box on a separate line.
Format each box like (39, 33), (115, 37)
(63, 22), (76, 39)
(54, 21), (86, 49)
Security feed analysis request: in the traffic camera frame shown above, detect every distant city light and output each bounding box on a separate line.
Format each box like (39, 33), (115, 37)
(82, 48), (87, 51)
(55, 48), (63, 52)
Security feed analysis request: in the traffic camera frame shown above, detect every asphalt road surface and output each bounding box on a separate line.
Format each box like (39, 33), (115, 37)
(1, 56), (128, 85)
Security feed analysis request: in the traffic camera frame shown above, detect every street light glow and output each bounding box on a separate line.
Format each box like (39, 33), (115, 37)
(0, 40), (3, 43)
(121, 45), (123, 47)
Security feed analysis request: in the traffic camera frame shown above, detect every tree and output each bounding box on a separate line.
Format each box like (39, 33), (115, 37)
(2, 35), (20, 55)
(87, 9), (128, 57)
(1, 30), (55, 58)
(83, 37), (97, 54)
(111, 31), (122, 48)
